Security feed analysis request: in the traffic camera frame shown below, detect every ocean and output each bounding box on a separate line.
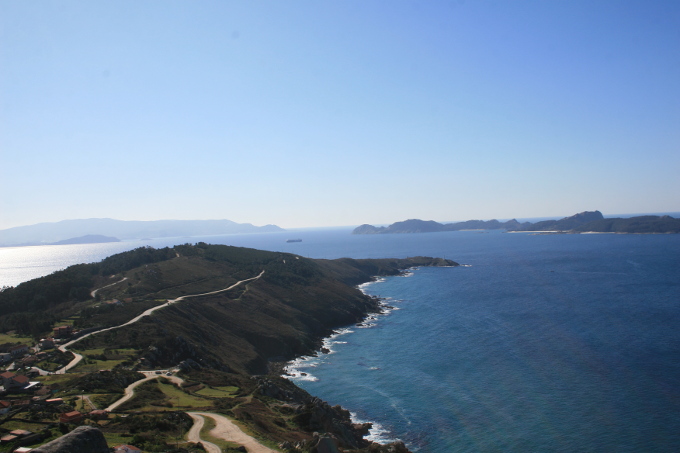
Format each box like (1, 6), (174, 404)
(2, 229), (679, 452)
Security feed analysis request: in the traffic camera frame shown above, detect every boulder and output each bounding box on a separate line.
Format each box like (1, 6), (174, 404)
(31, 426), (109, 453)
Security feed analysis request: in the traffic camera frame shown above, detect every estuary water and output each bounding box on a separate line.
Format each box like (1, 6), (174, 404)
(2, 229), (680, 451)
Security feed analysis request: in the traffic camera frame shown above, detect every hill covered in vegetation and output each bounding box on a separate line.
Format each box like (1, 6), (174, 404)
(0, 244), (455, 452)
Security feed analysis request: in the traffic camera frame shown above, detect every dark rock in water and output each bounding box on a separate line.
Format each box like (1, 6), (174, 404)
(31, 426), (109, 453)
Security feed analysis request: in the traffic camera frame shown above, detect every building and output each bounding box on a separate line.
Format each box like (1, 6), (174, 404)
(39, 338), (55, 350)
(0, 400), (10, 415)
(8, 345), (28, 357)
(59, 410), (83, 424)
(88, 409), (109, 420)
(0, 352), (10, 363)
(52, 326), (73, 339)
(0, 372), (30, 391)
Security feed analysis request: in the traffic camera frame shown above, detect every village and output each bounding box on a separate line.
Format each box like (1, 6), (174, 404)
(0, 324), (144, 453)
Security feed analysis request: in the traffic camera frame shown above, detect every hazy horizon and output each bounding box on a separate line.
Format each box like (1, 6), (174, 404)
(2, 1), (678, 230)
(3, 209), (680, 234)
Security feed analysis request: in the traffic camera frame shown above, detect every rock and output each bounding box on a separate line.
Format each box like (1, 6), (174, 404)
(31, 426), (109, 453)
(313, 435), (341, 453)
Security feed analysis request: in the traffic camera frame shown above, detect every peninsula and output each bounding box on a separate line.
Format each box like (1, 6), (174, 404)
(353, 211), (680, 234)
(0, 244), (456, 452)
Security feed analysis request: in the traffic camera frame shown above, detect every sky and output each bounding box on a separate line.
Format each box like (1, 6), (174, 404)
(1, 1), (679, 230)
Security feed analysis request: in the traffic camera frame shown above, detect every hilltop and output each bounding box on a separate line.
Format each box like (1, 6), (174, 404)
(0, 244), (455, 452)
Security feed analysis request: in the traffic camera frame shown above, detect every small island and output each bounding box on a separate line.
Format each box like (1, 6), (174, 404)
(50, 234), (121, 245)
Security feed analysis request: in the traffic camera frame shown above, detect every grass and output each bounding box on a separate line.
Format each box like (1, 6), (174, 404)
(35, 373), (82, 385)
(1, 420), (50, 432)
(121, 380), (212, 412)
(157, 381), (212, 409)
(194, 386), (239, 398)
(68, 347), (138, 373)
(90, 393), (119, 408)
(70, 358), (126, 373)
(102, 432), (135, 447)
(0, 332), (33, 344)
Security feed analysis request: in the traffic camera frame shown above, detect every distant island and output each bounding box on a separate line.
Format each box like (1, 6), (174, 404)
(50, 234), (121, 245)
(353, 211), (680, 234)
(0, 218), (284, 247)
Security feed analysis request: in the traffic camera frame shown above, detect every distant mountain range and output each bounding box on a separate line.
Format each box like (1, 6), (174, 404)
(0, 218), (284, 247)
(353, 211), (680, 234)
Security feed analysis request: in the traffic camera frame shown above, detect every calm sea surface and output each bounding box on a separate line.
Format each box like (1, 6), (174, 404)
(2, 229), (679, 452)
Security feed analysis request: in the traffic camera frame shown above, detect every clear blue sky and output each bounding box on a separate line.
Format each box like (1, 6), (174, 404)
(1, 0), (678, 229)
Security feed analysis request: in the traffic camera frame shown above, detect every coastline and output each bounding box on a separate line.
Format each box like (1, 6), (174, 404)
(281, 272), (416, 447)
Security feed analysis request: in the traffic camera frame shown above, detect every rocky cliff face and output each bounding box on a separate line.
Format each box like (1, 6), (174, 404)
(258, 377), (411, 453)
(31, 426), (109, 453)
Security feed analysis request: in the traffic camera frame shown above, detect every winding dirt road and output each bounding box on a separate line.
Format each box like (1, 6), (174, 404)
(186, 413), (221, 453)
(105, 370), (184, 411)
(187, 412), (280, 453)
(105, 372), (280, 452)
(56, 271), (264, 374)
(90, 277), (128, 298)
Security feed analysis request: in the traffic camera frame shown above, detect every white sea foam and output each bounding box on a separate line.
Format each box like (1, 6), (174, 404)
(284, 326), (356, 379)
(350, 412), (397, 445)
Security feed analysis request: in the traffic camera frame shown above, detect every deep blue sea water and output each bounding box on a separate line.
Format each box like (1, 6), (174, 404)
(2, 229), (679, 451)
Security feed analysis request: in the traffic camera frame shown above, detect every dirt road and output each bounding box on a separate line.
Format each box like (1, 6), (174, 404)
(105, 370), (184, 412)
(188, 411), (280, 453)
(90, 277), (128, 298)
(186, 413), (221, 453)
(56, 270), (264, 374)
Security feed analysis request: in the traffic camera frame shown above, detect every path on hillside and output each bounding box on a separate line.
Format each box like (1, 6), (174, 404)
(188, 412), (280, 453)
(186, 413), (222, 453)
(90, 277), (128, 298)
(55, 270), (265, 374)
(105, 370), (184, 411)
(103, 366), (279, 452)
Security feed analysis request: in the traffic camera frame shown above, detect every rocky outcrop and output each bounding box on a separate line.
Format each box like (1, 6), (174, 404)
(257, 377), (371, 450)
(31, 426), (109, 453)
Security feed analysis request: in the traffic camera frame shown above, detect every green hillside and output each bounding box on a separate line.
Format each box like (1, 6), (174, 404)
(0, 244), (455, 452)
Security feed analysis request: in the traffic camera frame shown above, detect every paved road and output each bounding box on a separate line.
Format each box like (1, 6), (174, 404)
(56, 271), (264, 374)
